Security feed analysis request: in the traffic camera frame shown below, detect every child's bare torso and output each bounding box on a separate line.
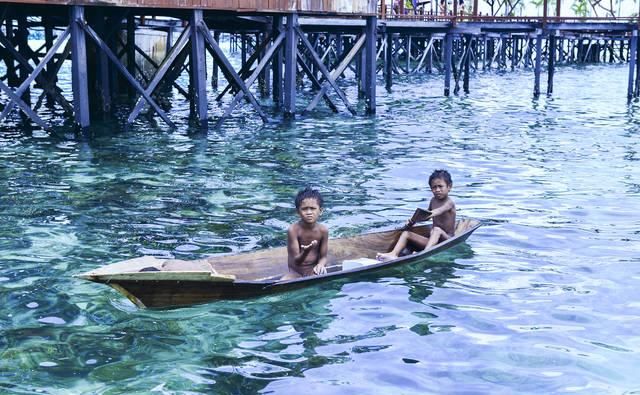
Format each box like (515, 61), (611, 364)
(290, 222), (325, 275)
(430, 197), (456, 236)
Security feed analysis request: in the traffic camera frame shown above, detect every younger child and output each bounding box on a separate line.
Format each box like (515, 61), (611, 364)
(282, 187), (329, 279)
(376, 169), (456, 261)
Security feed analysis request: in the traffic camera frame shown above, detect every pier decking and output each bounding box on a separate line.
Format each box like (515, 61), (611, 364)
(0, 0), (638, 130)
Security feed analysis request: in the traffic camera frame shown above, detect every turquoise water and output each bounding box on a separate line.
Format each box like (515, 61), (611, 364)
(1, 64), (640, 394)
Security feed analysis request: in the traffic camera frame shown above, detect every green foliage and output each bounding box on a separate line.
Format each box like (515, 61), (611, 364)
(571, 0), (589, 16)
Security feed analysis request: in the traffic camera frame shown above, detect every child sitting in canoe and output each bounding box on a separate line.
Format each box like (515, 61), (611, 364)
(282, 187), (329, 279)
(376, 169), (456, 261)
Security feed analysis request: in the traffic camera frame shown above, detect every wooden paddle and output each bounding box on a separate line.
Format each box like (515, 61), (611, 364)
(403, 207), (432, 230)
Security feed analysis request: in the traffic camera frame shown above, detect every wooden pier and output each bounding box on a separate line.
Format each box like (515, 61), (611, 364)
(0, 0), (638, 130)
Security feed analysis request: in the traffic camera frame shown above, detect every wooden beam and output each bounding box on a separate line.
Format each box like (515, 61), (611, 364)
(295, 25), (355, 115)
(0, 26), (69, 122)
(547, 32), (556, 95)
(71, 6), (90, 128)
(0, 79), (47, 128)
(533, 33), (542, 97)
(365, 16), (376, 114)
(34, 40), (71, 112)
(296, 51), (339, 112)
(385, 30), (393, 89)
(197, 20), (268, 122)
(190, 10), (207, 124)
(284, 13), (297, 118)
(128, 26), (191, 123)
(272, 16), (284, 106)
(0, 30), (73, 113)
(79, 20), (175, 128)
(305, 34), (365, 114)
(628, 30), (637, 101)
(216, 31), (285, 126)
(444, 33), (452, 96)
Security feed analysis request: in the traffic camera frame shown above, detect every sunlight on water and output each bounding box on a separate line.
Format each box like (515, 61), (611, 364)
(1, 64), (640, 393)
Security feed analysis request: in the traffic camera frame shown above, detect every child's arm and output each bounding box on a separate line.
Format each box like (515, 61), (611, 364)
(313, 226), (329, 275)
(427, 199), (455, 219)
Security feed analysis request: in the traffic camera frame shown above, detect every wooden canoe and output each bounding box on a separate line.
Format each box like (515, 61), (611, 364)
(76, 219), (481, 308)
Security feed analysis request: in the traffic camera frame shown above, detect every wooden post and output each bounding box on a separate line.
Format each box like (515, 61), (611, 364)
(444, 33), (452, 96)
(272, 16), (284, 106)
(533, 32), (542, 97)
(482, 36), (487, 70)
(356, 44), (364, 98)
(463, 35), (470, 94)
(547, 31), (556, 95)
(630, 30), (638, 100)
(241, 34), (247, 70)
(95, 15), (111, 113)
(556, 0), (561, 17)
(126, 14), (135, 96)
(635, 35), (640, 96)
(5, 19), (18, 87)
(260, 32), (271, 97)
(365, 15), (377, 114)
(17, 15), (30, 109)
(511, 36), (517, 70)
(500, 36), (506, 68)
(211, 31), (220, 89)
(426, 34), (433, 73)
(70, 6), (90, 128)
(284, 13), (297, 118)
(385, 29), (393, 90)
(190, 10), (207, 125)
(44, 16), (57, 107)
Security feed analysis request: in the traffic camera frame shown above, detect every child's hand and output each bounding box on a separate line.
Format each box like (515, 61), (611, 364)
(313, 263), (327, 275)
(300, 240), (318, 251)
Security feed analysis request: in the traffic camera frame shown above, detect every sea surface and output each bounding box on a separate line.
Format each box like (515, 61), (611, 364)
(1, 60), (639, 394)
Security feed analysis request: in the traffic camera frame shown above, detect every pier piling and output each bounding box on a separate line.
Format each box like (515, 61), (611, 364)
(0, 2), (638, 129)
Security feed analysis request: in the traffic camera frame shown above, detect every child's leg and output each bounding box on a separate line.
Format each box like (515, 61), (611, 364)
(425, 226), (452, 248)
(377, 231), (429, 261)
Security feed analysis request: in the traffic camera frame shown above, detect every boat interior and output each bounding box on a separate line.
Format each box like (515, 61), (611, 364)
(79, 219), (479, 283)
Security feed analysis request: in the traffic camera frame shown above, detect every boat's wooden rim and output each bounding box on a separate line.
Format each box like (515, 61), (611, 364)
(75, 219), (481, 285)
(76, 271), (237, 282)
(273, 219), (481, 286)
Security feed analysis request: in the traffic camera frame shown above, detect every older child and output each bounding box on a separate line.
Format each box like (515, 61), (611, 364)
(282, 187), (329, 279)
(376, 169), (456, 261)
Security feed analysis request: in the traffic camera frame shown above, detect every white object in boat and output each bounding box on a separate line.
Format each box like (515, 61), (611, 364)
(342, 258), (379, 270)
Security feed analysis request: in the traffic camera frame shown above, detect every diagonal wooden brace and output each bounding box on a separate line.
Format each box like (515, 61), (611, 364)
(76, 20), (175, 128)
(0, 80), (47, 128)
(127, 26), (191, 124)
(197, 20), (267, 123)
(131, 41), (190, 99)
(216, 31), (285, 126)
(0, 26), (70, 122)
(295, 26), (356, 115)
(0, 30), (73, 114)
(296, 52), (338, 112)
(34, 40), (71, 112)
(216, 29), (276, 102)
(305, 34), (365, 114)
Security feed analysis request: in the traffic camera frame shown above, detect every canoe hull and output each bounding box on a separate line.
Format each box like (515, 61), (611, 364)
(80, 220), (481, 308)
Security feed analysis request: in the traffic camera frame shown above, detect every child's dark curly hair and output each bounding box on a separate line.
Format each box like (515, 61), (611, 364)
(294, 187), (324, 209)
(429, 169), (453, 187)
